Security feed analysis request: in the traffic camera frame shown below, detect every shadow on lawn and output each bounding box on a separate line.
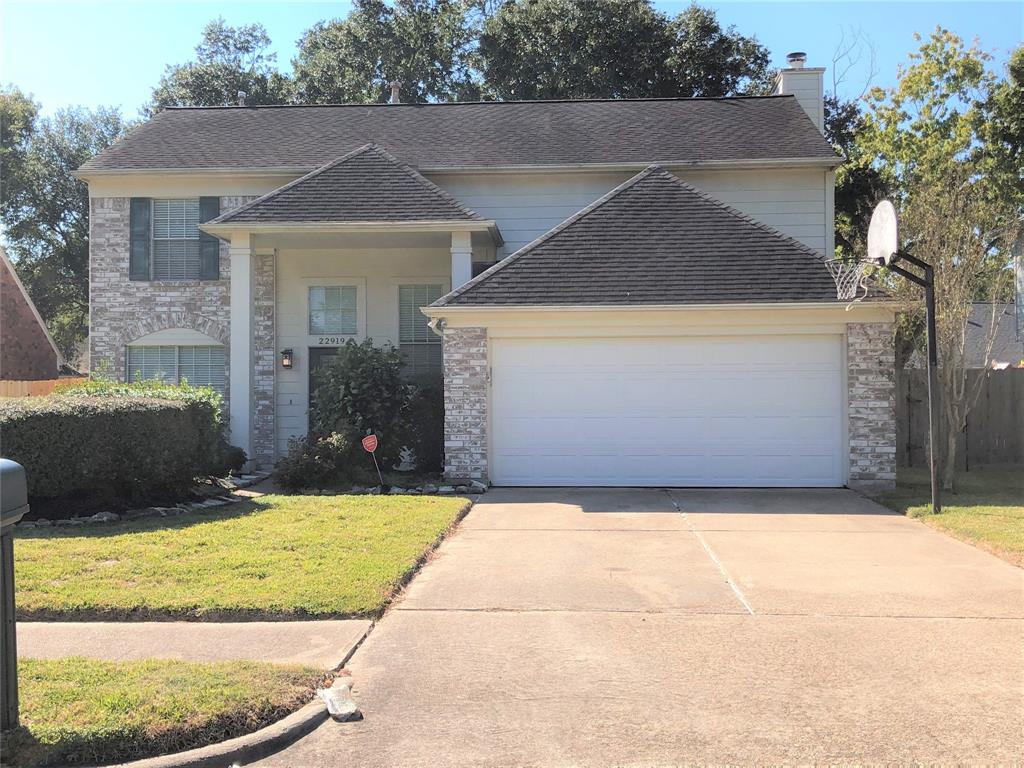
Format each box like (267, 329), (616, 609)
(875, 464), (1023, 516)
(13, 497), (273, 541)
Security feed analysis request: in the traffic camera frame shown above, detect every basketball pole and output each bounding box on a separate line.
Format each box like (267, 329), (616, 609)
(887, 250), (942, 515)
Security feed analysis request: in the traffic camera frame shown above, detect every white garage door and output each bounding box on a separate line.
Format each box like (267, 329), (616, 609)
(490, 335), (844, 487)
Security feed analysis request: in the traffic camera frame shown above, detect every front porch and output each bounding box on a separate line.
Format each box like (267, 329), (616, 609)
(219, 229), (494, 467)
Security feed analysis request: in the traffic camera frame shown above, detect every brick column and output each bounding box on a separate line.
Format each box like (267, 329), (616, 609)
(847, 322), (897, 491)
(443, 327), (488, 482)
(252, 253), (276, 467)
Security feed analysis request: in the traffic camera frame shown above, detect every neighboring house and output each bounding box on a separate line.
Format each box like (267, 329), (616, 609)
(908, 303), (1022, 370)
(77, 55), (898, 490)
(0, 246), (62, 381)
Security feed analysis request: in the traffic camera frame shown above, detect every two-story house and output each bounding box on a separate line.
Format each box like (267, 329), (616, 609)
(77, 56), (897, 490)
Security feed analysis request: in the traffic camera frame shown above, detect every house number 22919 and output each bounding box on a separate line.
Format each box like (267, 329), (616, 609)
(317, 337), (346, 346)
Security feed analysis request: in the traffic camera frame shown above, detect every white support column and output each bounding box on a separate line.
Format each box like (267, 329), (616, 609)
(451, 231), (473, 289)
(229, 232), (254, 460)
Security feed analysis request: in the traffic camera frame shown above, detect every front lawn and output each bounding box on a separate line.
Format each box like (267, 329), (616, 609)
(874, 466), (1023, 566)
(2, 657), (325, 767)
(14, 494), (469, 620)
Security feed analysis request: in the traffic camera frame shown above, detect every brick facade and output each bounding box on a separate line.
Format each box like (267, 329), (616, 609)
(846, 322), (897, 490)
(442, 327), (488, 481)
(88, 196), (260, 444)
(1, 253), (60, 380)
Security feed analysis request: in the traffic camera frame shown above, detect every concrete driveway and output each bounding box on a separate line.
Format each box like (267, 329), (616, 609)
(257, 488), (1024, 766)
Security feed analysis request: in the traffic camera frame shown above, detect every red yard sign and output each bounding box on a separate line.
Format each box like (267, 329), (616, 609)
(361, 434), (379, 453)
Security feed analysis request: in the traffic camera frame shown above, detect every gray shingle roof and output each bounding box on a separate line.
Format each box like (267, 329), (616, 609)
(209, 144), (485, 225)
(80, 97), (838, 173)
(435, 166), (842, 307)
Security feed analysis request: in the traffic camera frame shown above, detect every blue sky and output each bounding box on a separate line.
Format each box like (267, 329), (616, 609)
(1, 0), (1021, 117)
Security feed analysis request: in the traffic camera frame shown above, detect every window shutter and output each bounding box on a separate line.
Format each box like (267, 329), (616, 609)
(198, 197), (221, 280)
(129, 198), (151, 280)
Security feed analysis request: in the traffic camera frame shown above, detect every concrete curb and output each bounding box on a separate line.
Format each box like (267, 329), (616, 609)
(101, 699), (327, 768)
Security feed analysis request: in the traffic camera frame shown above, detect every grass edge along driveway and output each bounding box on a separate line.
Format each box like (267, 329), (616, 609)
(14, 494), (470, 620)
(2, 657), (327, 767)
(873, 466), (1023, 567)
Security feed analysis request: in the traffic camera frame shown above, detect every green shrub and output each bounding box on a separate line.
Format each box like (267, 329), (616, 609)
(54, 378), (242, 474)
(309, 339), (412, 468)
(273, 433), (360, 492)
(0, 396), (205, 504)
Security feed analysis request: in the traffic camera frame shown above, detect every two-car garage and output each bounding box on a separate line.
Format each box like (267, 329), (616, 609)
(489, 334), (845, 487)
(426, 165), (895, 491)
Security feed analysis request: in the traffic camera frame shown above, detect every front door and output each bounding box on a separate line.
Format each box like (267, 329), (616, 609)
(308, 346), (339, 433)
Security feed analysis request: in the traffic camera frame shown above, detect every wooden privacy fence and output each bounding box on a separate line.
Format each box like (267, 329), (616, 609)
(896, 368), (1024, 468)
(0, 377), (86, 398)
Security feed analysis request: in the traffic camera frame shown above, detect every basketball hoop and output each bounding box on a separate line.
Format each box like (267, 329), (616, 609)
(825, 257), (871, 304)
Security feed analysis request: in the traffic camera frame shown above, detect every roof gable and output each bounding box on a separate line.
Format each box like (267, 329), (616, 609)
(435, 166), (841, 307)
(79, 97), (838, 174)
(210, 144), (486, 225)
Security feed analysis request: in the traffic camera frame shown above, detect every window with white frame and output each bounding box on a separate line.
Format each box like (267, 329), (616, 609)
(309, 285), (358, 335)
(399, 284), (443, 379)
(128, 345), (226, 394)
(152, 199), (201, 280)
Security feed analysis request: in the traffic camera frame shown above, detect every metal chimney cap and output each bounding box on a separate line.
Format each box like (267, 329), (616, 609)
(237, 90), (247, 106)
(389, 81), (401, 104)
(786, 52), (807, 69)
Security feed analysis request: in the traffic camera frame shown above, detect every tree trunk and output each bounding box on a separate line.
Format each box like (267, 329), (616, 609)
(941, 429), (958, 496)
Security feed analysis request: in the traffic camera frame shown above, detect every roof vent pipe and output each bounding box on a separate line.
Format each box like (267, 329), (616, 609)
(785, 51), (807, 69)
(389, 81), (401, 104)
(237, 91), (247, 106)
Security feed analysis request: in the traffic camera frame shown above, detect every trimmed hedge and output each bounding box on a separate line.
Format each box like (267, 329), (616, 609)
(1, 394), (219, 504)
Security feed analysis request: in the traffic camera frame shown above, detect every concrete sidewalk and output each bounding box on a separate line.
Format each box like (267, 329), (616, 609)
(17, 620), (370, 670)
(255, 487), (1024, 766)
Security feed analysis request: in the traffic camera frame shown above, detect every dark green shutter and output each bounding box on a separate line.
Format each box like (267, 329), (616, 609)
(199, 196), (221, 280)
(129, 198), (151, 280)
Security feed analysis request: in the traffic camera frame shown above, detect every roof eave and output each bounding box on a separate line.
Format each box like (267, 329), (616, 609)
(75, 155), (842, 180)
(199, 219), (503, 245)
(423, 299), (901, 315)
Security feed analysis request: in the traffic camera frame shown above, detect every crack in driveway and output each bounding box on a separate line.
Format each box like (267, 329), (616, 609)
(664, 488), (756, 615)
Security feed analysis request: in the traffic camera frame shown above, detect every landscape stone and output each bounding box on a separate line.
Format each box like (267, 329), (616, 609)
(469, 480), (488, 493)
(438, 486), (456, 495)
(420, 485), (438, 495)
(89, 511), (120, 523)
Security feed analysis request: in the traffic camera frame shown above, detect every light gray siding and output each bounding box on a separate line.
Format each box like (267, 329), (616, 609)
(430, 167), (831, 256)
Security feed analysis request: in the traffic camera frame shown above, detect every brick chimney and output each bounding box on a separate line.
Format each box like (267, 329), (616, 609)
(774, 52), (825, 133)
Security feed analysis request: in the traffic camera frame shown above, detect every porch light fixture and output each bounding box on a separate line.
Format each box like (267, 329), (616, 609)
(280, 348), (294, 370)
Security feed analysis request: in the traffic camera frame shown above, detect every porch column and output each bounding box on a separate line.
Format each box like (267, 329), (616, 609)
(229, 233), (254, 460)
(451, 231), (473, 289)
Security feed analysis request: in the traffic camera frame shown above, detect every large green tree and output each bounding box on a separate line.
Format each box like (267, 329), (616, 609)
(478, 0), (772, 100)
(856, 30), (1022, 491)
(148, 18), (292, 113)
(1, 86), (129, 360)
(293, 0), (478, 104)
(477, 0), (670, 99)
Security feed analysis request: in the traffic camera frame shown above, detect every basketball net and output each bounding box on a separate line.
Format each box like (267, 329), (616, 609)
(825, 258), (871, 308)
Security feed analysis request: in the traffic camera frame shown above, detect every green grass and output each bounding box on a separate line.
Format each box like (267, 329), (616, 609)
(14, 494), (469, 620)
(2, 657), (326, 767)
(874, 465), (1024, 566)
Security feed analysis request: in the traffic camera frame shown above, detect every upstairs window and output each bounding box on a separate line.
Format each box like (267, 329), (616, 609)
(129, 197), (220, 281)
(152, 199), (201, 281)
(399, 284), (443, 380)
